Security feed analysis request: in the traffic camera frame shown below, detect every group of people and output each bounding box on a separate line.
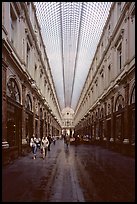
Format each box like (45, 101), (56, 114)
(30, 134), (70, 159)
(30, 135), (53, 159)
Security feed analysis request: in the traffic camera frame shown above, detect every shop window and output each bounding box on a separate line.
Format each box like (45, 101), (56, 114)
(7, 106), (16, 147)
(7, 103), (22, 148)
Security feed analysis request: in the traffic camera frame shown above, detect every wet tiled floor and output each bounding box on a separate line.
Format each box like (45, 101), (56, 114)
(2, 139), (135, 202)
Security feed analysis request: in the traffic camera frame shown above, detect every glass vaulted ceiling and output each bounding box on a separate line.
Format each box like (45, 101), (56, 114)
(34, 2), (112, 111)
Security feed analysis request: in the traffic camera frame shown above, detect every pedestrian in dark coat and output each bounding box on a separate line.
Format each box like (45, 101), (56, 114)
(47, 135), (52, 151)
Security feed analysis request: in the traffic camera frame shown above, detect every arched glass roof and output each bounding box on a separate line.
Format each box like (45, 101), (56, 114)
(34, 2), (112, 111)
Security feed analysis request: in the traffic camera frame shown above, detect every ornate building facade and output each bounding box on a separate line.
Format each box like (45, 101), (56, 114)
(2, 2), (62, 164)
(2, 2), (135, 164)
(74, 2), (135, 155)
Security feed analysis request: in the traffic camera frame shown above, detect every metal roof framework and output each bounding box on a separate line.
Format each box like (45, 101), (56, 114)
(34, 2), (112, 111)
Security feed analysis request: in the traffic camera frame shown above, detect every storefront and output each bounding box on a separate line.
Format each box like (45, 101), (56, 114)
(6, 78), (22, 160)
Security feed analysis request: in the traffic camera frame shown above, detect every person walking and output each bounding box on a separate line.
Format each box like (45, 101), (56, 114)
(47, 135), (52, 151)
(35, 136), (41, 149)
(65, 134), (70, 149)
(30, 136), (37, 159)
(41, 136), (49, 159)
(52, 136), (56, 145)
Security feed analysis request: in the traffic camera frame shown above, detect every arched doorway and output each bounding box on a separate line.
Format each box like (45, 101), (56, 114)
(114, 94), (125, 144)
(6, 78), (22, 160)
(129, 85), (135, 145)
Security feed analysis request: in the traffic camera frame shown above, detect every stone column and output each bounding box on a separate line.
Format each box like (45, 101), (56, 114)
(43, 108), (45, 137)
(49, 115), (52, 136)
(33, 96), (36, 136)
(51, 116), (53, 136)
(2, 58), (8, 148)
(123, 82), (129, 143)
(47, 113), (49, 137)
(41, 107), (44, 139)
(104, 102), (107, 142)
(110, 96), (114, 142)
(21, 82), (26, 144)
(37, 102), (40, 138)
(48, 114), (50, 136)
(104, 102), (111, 148)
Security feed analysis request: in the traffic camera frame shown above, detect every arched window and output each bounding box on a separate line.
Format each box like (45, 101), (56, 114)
(7, 78), (20, 103)
(25, 94), (32, 111)
(115, 95), (124, 111)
